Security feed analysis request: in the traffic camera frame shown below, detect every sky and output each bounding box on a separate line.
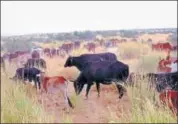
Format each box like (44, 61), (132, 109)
(1, 1), (177, 36)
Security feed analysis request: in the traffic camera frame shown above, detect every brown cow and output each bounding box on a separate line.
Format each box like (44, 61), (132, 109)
(37, 73), (74, 112)
(84, 42), (96, 53)
(31, 51), (40, 59)
(60, 43), (73, 54)
(152, 42), (172, 51)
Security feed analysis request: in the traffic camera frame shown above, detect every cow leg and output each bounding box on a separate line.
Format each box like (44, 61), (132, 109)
(59, 84), (70, 112)
(76, 83), (85, 95)
(115, 83), (126, 99)
(96, 82), (100, 98)
(85, 83), (93, 100)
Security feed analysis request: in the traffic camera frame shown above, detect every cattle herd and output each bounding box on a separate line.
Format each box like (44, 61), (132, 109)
(1, 40), (178, 115)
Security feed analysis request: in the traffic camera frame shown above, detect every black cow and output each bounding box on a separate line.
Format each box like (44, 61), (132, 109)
(72, 60), (129, 99)
(25, 58), (46, 69)
(128, 72), (178, 92)
(146, 72), (178, 92)
(10, 67), (41, 89)
(64, 52), (117, 71)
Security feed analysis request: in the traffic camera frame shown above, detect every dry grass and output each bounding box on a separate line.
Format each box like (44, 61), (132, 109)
(1, 41), (177, 123)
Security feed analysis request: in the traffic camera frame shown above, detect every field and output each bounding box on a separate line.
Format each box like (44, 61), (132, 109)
(1, 39), (177, 123)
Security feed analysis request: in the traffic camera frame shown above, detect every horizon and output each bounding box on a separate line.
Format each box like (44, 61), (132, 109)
(1, 1), (177, 37)
(1, 27), (177, 37)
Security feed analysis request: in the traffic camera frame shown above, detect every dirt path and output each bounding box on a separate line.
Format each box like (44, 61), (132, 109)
(36, 82), (131, 123)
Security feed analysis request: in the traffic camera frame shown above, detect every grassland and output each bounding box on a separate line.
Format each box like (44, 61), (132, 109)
(1, 40), (177, 123)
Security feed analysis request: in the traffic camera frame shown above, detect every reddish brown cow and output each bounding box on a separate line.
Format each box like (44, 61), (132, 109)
(159, 89), (178, 116)
(37, 73), (74, 111)
(152, 42), (172, 51)
(84, 43), (96, 53)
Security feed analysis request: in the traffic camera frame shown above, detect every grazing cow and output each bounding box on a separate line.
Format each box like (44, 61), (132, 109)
(36, 73), (74, 110)
(84, 43), (96, 53)
(159, 89), (178, 115)
(73, 60), (129, 99)
(60, 43), (73, 54)
(51, 48), (59, 57)
(64, 52), (117, 71)
(152, 42), (172, 51)
(31, 50), (40, 59)
(10, 67), (41, 89)
(25, 58), (46, 69)
(73, 41), (80, 49)
(43, 48), (52, 57)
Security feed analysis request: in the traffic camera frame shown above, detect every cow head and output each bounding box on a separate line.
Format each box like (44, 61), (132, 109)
(64, 56), (73, 67)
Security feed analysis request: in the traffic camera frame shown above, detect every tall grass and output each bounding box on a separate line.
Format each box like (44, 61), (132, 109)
(1, 72), (54, 123)
(117, 78), (177, 123)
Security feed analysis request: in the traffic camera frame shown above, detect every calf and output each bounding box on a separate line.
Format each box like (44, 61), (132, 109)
(73, 60), (129, 99)
(159, 89), (178, 115)
(37, 73), (74, 110)
(64, 52), (117, 71)
(10, 67), (41, 89)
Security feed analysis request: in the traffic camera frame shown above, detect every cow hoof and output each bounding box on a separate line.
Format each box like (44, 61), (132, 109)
(119, 95), (123, 99)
